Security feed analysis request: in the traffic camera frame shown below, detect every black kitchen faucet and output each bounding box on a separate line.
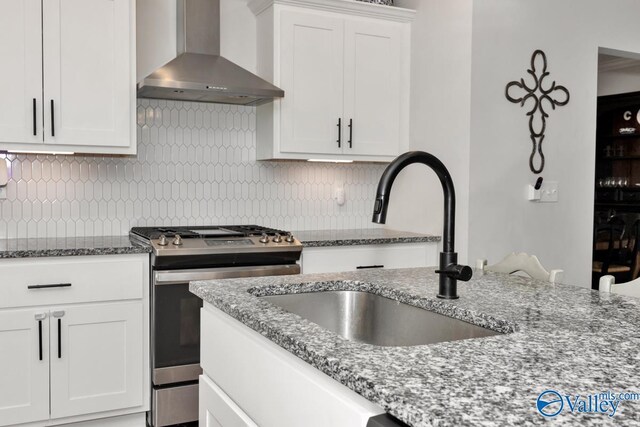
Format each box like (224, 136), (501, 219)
(372, 151), (472, 299)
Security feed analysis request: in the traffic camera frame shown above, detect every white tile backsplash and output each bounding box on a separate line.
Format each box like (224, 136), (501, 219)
(0, 99), (386, 239)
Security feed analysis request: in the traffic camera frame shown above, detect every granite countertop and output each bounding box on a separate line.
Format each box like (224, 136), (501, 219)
(191, 268), (640, 426)
(0, 236), (151, 258)
(293, 228), (440, 247)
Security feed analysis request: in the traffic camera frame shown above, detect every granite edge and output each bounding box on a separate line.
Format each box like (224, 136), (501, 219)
(301, 235), (441, 248)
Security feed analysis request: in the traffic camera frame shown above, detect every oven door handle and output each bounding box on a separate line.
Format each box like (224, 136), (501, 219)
(153, 264), (301, 285)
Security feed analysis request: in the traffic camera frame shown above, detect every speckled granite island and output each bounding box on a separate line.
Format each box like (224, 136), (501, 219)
(191, 267), (640, 426)
(294, 228), (440, 247)
(0, 235), (150, 258)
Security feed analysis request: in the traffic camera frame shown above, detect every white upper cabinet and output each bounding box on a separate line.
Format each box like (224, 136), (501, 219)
(251, 0), (414, 162)
(0, 0), (43, 145)
(43, 0), (135, 151)
(343, 19), (404, 157)
(0, 0), (136, 155)
(279, 10), (344, 155)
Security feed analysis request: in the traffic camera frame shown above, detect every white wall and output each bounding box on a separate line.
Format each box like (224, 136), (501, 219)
(220, 0), (257, 72)
(468, 0), (640, 286)
(386, 0), (473, 261)
(136, 0), (177, 82)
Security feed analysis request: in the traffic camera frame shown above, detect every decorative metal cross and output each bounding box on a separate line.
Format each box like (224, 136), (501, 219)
(505, 49), (570, 174)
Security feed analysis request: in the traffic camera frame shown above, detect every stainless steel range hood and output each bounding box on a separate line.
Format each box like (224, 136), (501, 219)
(137, 0), (283, 106)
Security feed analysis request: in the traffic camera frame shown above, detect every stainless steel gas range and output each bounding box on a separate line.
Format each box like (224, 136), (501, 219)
(130, 225), (303, 427)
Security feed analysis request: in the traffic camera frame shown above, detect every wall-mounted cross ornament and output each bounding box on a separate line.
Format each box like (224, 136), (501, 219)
(505, 49), (570, 174)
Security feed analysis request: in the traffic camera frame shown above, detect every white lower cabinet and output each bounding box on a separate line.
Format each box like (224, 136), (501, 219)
(200, 304), (384, 427)
(199, 375), (257, 427)
(0, 309), (50, 426)
(50, 302), (144, 419)
(0, 254), (149, 427)
(300, 242), (438, 274)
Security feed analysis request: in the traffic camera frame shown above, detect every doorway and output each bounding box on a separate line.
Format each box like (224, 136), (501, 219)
(592, 49), (640, 289)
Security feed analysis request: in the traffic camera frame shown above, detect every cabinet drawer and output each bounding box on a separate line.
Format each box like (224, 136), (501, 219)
(0, 255), (147, 309)
(300, 243), (437, 274)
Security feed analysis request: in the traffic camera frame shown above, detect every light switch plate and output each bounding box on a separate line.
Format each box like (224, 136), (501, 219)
(539, 181), (559, 203)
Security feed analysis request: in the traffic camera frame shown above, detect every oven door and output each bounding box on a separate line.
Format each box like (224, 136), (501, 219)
(150, 264), (300, 426)
(151, 264), (301, 385)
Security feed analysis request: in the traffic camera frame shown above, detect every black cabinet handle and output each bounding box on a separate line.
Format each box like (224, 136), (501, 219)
(28, 283), (71, 290)
(50, 100), (55, 137)
(39, 320), (43, 360)
(38, 320), (42, 360)
(57, 318), (61, 358)
(348, 119), (353, 148)
(35, 313), (46, 361)
(52, 310), (65, 359)
(337, 118), (342, 148)
(32, 98), (37, 136)
(356, 265), (384, 269)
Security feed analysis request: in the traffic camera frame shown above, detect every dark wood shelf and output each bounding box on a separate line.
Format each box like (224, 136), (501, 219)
(599, 133), (640, 140)
(596, 186), (640, 190)
(599, 156), (640, 161)
(595, 202), (640, 212)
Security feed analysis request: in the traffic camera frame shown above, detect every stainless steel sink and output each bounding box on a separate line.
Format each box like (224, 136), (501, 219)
(261, 291), (501, 347)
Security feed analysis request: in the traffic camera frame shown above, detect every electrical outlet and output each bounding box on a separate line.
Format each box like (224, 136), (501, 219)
(539, 181), (558, 203)
(334, 186), (345, 206)
(0, 187), (6, 200)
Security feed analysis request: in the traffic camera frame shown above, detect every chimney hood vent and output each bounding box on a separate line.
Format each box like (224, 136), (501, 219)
(137, 0), (283, 106)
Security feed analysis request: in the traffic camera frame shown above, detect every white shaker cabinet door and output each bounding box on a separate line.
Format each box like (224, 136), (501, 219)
(279, 10), (344, 155)
(42, 0), (134, 148)
(343, 19), (404, 157)
(49, 301), (144, 419)
(0, 309), (50, 427)
(0, 0), (43, 145)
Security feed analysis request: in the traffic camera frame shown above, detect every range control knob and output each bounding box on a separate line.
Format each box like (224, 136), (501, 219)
(172, 234), (183, 246)
(285, 233), (295, 243)
(158, 234), (168, 246)
(259, 233), (270, 244)
(272, 233), (283, 243)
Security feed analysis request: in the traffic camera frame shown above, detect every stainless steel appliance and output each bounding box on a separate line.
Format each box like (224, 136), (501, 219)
(137, 0), (284, 106)
(130, 225), (303, 427)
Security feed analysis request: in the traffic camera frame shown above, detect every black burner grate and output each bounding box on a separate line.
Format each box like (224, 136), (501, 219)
(130, 225), (288, 240)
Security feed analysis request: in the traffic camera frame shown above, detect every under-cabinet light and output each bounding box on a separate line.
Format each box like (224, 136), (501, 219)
(307, 159), (354, 164)
(7, 150), (75, 156)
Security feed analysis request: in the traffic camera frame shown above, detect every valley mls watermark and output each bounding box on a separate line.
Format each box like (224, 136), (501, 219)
(536, 389), (640, 418)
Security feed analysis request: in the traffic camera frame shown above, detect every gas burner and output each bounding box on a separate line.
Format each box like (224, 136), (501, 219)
(130, 225), (287, 240)
(129, 225), (302, 263)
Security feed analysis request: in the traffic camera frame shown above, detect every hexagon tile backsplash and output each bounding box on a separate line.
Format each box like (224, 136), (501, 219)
(0, 99), (387, 239)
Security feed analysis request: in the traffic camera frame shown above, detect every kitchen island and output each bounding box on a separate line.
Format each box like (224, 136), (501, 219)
(190, 267), (640, 426)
